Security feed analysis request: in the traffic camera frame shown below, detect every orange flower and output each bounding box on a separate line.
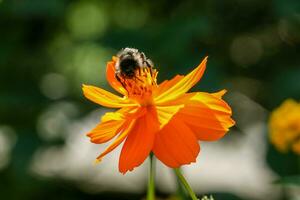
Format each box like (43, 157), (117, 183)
(82, 49), (235, 174)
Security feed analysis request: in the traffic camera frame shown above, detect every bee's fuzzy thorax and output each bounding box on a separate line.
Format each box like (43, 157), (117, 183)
(115, 48), (153, 79)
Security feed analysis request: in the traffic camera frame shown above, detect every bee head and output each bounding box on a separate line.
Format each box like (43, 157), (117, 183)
(115, 48), (153, 79)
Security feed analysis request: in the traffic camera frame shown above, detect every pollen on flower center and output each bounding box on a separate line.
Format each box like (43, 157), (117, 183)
(117, 66), (158, 105)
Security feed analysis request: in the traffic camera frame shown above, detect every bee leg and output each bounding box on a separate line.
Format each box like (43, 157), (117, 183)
(116, 74), (127, 89)
(135, 76), (143, 83)
(140, 52), (146, 60)
(145, 59), (153, 68)
(143, 61), (152, 77)
(115, 74), (122, 83)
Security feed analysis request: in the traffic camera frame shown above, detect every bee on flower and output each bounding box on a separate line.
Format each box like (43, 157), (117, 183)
(269, 99), (300, 154)
(82, 48), (235, 174)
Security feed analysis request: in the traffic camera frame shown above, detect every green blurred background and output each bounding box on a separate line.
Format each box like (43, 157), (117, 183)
(0, 0), (300, 199)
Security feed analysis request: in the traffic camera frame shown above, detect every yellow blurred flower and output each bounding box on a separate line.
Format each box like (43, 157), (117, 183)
(269, 99), (300, 154)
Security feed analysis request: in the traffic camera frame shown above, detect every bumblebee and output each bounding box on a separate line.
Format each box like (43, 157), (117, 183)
(115, 48), (153, 80)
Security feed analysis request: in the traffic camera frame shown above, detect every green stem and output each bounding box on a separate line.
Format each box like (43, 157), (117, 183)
(174, 169), (189, 200)
(174, 168), (198, 200)
(147, 154), (155, 200)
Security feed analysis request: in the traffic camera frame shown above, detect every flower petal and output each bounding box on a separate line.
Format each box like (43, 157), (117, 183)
(119, 106), (159, 173)
(211, 89), (227, 98)
(95, 119), (135, 162)
(101, 106), (138, 122)
(106, 59), (127, 95)
(156, 105), (184, 129)
(82, 84), (136, 108)
(153, 116), (200, 168)
(154, 57), (207, 105)
(87, 119), (125, 144)
(101, 112), (125, 122)
(154, 75), (184, 96)
(176, 92), (235, 141)
(87, 107), (137, 144)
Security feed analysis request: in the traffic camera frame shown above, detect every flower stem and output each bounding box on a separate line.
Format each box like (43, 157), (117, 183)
(174, 168), (198, 200)
(175, 171), (189, 200)
(147, 154), (155, 200)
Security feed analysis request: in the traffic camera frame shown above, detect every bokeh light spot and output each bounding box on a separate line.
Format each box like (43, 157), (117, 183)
(48, 36), (113, 87)
(67, 2), (108, 40)
(112, 1), (148, 29)
(40, 73), (68, 100)
(0, 126), (17, 170)
(230, 36), (263, 67)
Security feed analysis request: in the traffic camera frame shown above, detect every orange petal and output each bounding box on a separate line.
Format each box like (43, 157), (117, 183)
(154, 57), (207, 105)
(95, 119), (135, 162)
(87, 107), (136, 144)
(101, 109), (127, 122)
(176, 92), (235, 141)
(154, 75), (184, 96)
(82, 84), (136, 108)
(211, 89), (227, 98)
(87, 119), (125, 144)
(101, 106), (143, 122)
(156, 105), (184, 129)
(153, 116), (200, 168)
(119, 106), (159, 173)
(106, 60), (127, 95)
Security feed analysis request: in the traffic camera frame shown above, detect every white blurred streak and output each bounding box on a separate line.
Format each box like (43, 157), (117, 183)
(37, 101), (79, 141)
(0, 126), (17, 170)
(287, 186), (300, 200)
(229, 92), (268, 130)
(30, 93), (281, 199)
(156, 162), (177, 192)
(31, 109), (148, 193)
